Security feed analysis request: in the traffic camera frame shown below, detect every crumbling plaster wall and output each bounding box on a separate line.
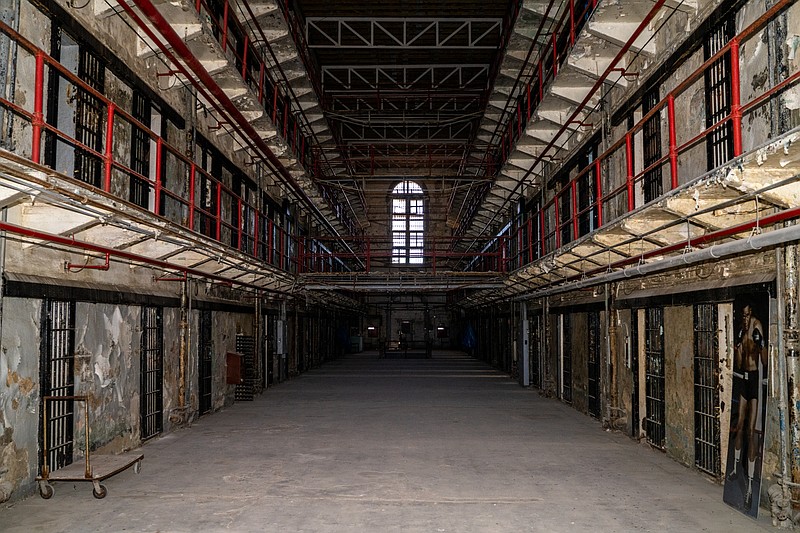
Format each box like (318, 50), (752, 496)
(0, 298), (41, 502)
(73, 303), (141, 454)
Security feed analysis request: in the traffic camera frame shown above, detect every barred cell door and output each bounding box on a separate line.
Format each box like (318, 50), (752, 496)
(140, 307), (163, 441)
(644, 307), (665, 448)
(642, 86), (663, 202)
(74, 47), (105, 188)
(40, 300), (76, 473)
(588, 311), (601, 418)
(198, 310), (213, 415)
(530, 313), (542, 388)
(704, 15), (735, 170)
(561, 314), (572, 404)
(694, 304), (721, 476)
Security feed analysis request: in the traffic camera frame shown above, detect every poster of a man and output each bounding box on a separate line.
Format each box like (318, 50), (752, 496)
(723, 294), (769, 517)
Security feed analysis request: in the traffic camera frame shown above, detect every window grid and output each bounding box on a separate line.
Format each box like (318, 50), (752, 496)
(391, 181), (425, 265)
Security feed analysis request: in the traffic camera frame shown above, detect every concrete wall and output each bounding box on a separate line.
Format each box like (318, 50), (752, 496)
(0, 298), (41, 501)
(664, 305), (694, 468)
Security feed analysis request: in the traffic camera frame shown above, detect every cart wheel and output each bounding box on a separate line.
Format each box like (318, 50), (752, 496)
(38, 482), (54, 499)
(92, 484), (107, 499)
(134, 460), (142, 474)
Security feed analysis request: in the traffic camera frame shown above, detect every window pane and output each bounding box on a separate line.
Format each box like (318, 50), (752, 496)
(409, 233), (423, 247)
(409, 218), (424, 231)
(393, 233), (407, 247)
(393, 198), (406, 213)
(410, 199), (424, 214)
(392, 216), (406, 231)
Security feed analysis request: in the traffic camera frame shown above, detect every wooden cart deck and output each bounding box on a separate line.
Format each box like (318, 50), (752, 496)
(37, 451), (143, 499)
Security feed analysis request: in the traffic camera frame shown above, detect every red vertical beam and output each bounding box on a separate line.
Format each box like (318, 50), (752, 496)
(280, 230), (285, 270)
(282, 101), (288, 137)
(667, 95), (679, 190)
(103, 103), (115, 192)
(569, 0), (575, 45)
(252, 211), (259, 257)
(554, 197), (561, 249)
(594, 159), (603, 227)
(215, 184), (222, 241)
(538, 62), (544, 100)
(552, 33), (558, 77)
(31, 51), (45, 164)
(625, 132), (635, 212)
(526, 83), (531, 120)
(539, 209), (545, 256)
(237, 198), (243, 250)
(272, 85), (278, 122)
(298, 237), (305, 273)
(527, 218), (533, 263)
(221, 0), (229, 53)
(258, 62), (265, 102)
(241, 35), (249, 79)
(729, 37), (743, 157)
(571, 180), (578, 240)
(267, 219), (274, 264)
(188, 164), (196, 229)
(154, 138), (163, 215)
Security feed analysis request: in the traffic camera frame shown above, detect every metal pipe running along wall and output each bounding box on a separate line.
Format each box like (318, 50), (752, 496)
(518, 223), (800, 301)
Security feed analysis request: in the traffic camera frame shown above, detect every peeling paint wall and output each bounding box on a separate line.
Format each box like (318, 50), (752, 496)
(73, 303), (140, 454)
(0, 298), (40, 501)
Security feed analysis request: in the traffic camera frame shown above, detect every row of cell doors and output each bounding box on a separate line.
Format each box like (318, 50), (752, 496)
(527, 306), (721, 477)
(40, 301), (169, 473)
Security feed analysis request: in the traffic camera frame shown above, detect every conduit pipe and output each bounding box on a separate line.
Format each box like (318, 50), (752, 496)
(119, 0), (363, 267)
(519, 223), (800, 301)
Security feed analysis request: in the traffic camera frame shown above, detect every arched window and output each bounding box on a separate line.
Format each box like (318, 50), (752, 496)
(391, 180), (424, 264)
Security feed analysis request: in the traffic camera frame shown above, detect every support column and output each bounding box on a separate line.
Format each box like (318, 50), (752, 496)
(520, 302), (530, 387)
(782, 241), (800, 522)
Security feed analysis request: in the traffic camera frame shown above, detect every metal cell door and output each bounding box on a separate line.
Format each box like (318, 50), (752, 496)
(561, 314), (572, 404)
(530, 313), (542, 388)
(645, 307), (665, 448)
(588, 311), (601, 418)
(40, 300), (76, 472)
(694, 303), (721, 476)
(140, 307), (163, 440)
(198, 309), (213, 415)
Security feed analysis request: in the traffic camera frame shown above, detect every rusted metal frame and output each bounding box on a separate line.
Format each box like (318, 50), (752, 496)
(120, 0), (360, 267)
(594, 159), (603, 227)
(0, 220), (291, 293)
(457, 2), (595, 241)
(474, 0), (560, 175)
(571, 179), (579, 241)
(0, 17), (324, 275)
(625, 133), (635, 211)
(463, 0), (668, 257)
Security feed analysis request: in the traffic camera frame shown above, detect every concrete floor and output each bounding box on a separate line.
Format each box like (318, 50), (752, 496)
(1, 351), (774, 532)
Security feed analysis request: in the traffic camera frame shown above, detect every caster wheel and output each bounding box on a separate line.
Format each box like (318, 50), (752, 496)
(38, 482), (54, 499)
(92, 484), (107, 499)
(134, 460), (142, 474)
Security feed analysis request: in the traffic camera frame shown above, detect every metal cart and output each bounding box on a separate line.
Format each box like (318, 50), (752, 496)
(36, 396), (144, 499)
